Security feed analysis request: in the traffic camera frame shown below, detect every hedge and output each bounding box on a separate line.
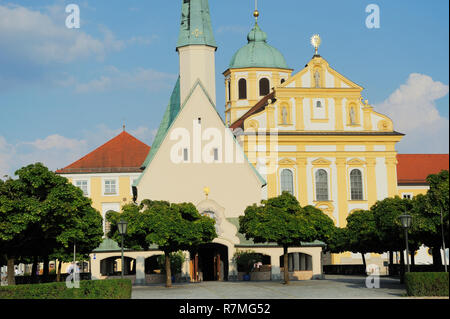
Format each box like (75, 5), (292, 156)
(0, 279), (132, 299)
(404, 272), (449, 297)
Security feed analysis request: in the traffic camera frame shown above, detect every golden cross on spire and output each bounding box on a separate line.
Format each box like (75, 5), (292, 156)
(192, 28), (203, 38)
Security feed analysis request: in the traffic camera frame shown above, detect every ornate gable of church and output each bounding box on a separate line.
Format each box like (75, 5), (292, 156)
(278, 158), (297, 166)
(279, 56), (362, 90)
(347, 158), (367, 166)
(311, 158), (332, 166)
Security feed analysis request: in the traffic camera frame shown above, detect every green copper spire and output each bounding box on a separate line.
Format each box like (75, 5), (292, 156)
(177, 0), (217, 49)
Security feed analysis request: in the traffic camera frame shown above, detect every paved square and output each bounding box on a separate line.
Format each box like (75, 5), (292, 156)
(132, 275), (407, 299)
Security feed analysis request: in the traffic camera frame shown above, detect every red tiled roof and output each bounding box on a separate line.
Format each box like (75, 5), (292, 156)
(397, 154), (449, 185)
(56, 131), (150, 174)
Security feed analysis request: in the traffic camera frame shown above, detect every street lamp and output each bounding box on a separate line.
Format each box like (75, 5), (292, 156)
(399, 214), (412, 273)
(117, 219), (128, 279)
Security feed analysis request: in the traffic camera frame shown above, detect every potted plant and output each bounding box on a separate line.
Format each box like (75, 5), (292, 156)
(233, 250), (262, 281)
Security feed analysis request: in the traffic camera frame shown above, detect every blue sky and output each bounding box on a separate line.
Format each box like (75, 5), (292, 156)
(0, 0), (449, 176)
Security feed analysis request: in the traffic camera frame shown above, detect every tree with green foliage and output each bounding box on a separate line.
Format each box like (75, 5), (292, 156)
(370, 196), (424, 279)
(345, 210), (383, 269)
(0, 163), (103, 285)
(326, 227), (349, 254)
(412, 170), (449, 267)
(107, 200), (217, 287)
(157, 251), (185, 276)
(239, 192), (335, 284)
(0, 177), (39, 285)
(233, 250), (263, 275)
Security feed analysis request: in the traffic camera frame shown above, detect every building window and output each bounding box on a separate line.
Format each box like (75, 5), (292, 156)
(104, 179), (117, 195)
(183, 148), (189, 162)
(213, 148), (219, 161)
(281, 78), (286, 84)
(75, 180), (88, 196)
(198, 117), (202, 125)
(350, 169), (364, 200)
(281, 169), (294, 195)
(315, 169), (329, 201)
(402, 193), (412, 200)
(238, 78), (247, 100)
(228, 81), (231, 101)
(259, 78), (270, 96)
(316, 101), (322, 108)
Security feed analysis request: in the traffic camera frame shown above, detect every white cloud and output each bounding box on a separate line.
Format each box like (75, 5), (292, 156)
(129, 126), (158, 145)
(24, 134), (88, 151)
(0, 4), (121, 65)
(375, 73), (449, 153)
(0, 125), (156, 178)
(75, 67), (177, 93)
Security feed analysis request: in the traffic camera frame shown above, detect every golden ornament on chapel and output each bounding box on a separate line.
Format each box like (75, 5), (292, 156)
(310, 34), (321, 55)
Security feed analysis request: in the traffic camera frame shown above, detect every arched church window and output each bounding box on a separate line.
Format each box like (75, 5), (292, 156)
(350, 169), (363, 200)
(281, 169), (294, 195)
(316, 101), (322, 108)
(315, 169), (328, 201)
(228, 80), (231, 101)
(238, 78), (247, 100)
(259, 78), (270, 96)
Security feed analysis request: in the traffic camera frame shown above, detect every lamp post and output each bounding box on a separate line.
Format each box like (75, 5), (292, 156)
(399, 214), (412, 273)
(117, 219), (128, 279)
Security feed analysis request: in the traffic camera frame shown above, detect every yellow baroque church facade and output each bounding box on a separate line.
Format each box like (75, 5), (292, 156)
(224, 17), (403, 265)
(48, 1), (448, 282)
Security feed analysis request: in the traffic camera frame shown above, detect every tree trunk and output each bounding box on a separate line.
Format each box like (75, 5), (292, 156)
(432, 247), (442, 271)
(399, 251), (405, 284)
(361, 253), (367, 271)
(56, 260), (62, 282)
(31, 256), (38, 283)
(43, 255), (49, 283)
(6, 256), (15, 286)
(165, 252), (172, 288)
(283, 246), (289, 285)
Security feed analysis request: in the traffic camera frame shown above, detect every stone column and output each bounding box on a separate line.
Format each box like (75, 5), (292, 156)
(300, 254), (306, 271)
(288, 254), (294, 272)
(293, 253), (300, 271)
(135, 256), (145, 285)
(270, 254), (281, 281)
(90, 253), (101, 280)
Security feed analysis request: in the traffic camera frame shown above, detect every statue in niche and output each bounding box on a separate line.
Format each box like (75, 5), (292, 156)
(314, 70), (320, 88)
(349, 106), (356, 125)
(282, 107), (288, 124)
(202, 210), (222, 236)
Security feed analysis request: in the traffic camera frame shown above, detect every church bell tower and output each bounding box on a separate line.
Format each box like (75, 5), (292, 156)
(177, 0), (217, 106)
